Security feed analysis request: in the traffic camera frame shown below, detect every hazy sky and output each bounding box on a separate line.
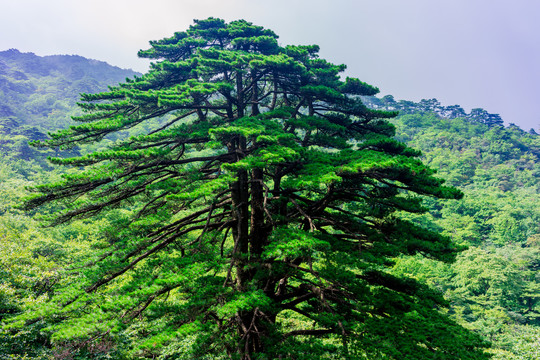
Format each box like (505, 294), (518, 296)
(2, 0), (539, 130)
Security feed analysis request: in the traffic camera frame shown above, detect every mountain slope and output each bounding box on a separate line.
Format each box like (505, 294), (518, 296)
(386, 110), (539, 359)
(0, 49), (139, 129)
(0, 49), (139, 161)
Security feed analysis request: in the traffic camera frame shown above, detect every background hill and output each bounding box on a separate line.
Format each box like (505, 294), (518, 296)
(0, 51), (538, 359)
(0, 49), (139, 162)
(386, 111), (540, 359)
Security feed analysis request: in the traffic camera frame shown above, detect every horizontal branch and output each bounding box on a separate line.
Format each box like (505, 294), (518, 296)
(282, 329), (334, 339)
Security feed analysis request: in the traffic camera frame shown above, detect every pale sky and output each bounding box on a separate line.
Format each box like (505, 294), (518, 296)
(2, 0), (539, 130)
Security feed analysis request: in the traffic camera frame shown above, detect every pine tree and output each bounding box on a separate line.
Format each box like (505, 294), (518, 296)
(18, 18), (490, 359)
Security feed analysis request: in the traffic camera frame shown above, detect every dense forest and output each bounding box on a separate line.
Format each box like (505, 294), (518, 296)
(0, 21), (538, 359)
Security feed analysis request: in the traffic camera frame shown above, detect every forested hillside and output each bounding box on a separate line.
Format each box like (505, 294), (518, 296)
(0, 49), (139, 163)
(385, 108), (540, 359)
(0, 48), (538, 359)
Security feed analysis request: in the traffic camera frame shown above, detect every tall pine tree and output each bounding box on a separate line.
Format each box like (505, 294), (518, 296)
(17, 18), (489, 359)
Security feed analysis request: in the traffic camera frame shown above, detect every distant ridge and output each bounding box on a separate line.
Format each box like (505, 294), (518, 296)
(0, 48), (139, 81)
(0, 49), (140, 134)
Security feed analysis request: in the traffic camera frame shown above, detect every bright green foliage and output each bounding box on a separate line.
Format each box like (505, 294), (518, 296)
(394, 244), (540, 359)
(0, 160), (130, 359)
(386, 111), (540, 358)
(0, 210), (54, 358)
(389, 113), (540, 247)
(12, 19), (489, 359)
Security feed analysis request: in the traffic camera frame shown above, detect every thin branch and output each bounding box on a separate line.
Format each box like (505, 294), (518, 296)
(289, 198), (316, 232)
(86, 222), (225, 293)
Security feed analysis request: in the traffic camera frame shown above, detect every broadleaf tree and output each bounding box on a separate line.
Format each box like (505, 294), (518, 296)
(14, 18), (490, 359)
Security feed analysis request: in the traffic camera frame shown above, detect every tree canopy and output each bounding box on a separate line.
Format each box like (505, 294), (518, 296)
(13, 18), (489, 359)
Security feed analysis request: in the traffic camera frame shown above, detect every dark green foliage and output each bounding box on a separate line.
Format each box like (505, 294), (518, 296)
(7, 19), (489, 359)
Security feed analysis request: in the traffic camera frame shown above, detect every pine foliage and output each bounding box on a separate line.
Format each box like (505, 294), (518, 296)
(14, 18), (489, 359)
